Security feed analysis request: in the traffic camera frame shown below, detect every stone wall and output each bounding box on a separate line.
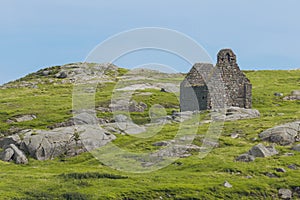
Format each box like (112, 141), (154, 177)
(180, 49), (252, 111)
(180, 63), (214, 111)
(216, 49), (252, 108)
(180, 85), (210, 111)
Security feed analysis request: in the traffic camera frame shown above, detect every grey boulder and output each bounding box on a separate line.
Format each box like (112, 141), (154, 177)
(0, 125), (116, 163)
(213, 107), (260, 121)
(7, 114), (37, 123)
(236, 143), (278, 162)
(0, 147), (14, 162)
(10, 144), (28, 164)
(283, 90), (300, 100)
(278, 188), (292, 199)
(259, 121), (300, 145)
(236, 153), (255, 162)
(0, 134), (21, 148)
(249, 143), (278, 157)
(128, 100), (147, 112)
(20, 125), (115, 160)
(56, 71), (67, 78)
(72, 112), (99, 125)
(224, 107), (260, 121)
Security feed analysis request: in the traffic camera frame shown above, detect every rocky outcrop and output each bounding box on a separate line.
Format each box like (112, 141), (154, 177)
(211, 107), (260, 121)
(47, 113), (109, 129)
(259, 121), (300, 145)
(151, 144), (202, 158)
(103, 122), (146, 135)
(109, 100), (147, 113)
(224, 107), (260, 121)
(129, 101), (147, 112)
(152, 137), (207, 158)
(0, 63), (120, 89)
(283, 90), (300, 101)
(0, 125), (115, 163)
(7, 114), (37, 123)
(237, 121), (300, 162)
(10, 144), (28, 164)
(235, 153), (255, 162)
(56, 71), (68, 79)
(0, 144), (28, 164)
(0, 147), (14, 161)
(0, 134), (21, 147)
(248, 143), (278, 157)
(236, 143), (278, 162)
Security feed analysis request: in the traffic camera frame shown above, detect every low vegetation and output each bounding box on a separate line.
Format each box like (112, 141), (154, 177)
(0, 66), (299, 199)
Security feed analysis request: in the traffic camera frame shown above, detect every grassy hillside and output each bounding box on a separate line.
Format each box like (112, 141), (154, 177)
(0, 66), (299, 199)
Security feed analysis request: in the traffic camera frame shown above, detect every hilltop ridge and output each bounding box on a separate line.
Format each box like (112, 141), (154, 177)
(0, 62), (299, 199)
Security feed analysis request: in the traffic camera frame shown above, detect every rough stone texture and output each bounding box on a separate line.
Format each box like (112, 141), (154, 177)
(217, 49), (252, 109)
(109, 100), (148, 113)
(102, 125), (121, 135)
(41, 70), (50, 76)
(151, 144), (202, 158)
(180, 49), (252, 111)
(72, 112), (99, 125)
(47, 119), (75, 129)
(0, 125), (116, 163)
(7, 114), (37, 123)
(79, 126), (116, 152)
(278, 188), (292, 199)
(114, 114), (129, 123)
(259, 121), (300, 145)
(102, 122), (146, 135)
(47, 114), (108, 129)
(18, 126), (115, 160)
(236, 143), (278, 162)
(0, 147), (14, 161)
(111, 121), (146, 135)
(209, 107), (260, 122)
(128, 101), (148, 112)
(235, 153), (255, 162)
(249, 143), (278, 157)
(224, 107), (260, 121)
(0, 134), (21, 148)
(1, 63), (121, 89)
(283, 90), (300, 101)
(56, 71), (67, 78)
(10, 144), (28, 164)
(150, 136), (204, 159)
(180, 63), (217, 111)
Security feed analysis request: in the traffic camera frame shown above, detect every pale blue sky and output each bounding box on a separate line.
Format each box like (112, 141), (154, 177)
(1, 1), (299, 84)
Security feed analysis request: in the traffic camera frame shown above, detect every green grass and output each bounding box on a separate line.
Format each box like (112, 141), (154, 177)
(0, 69), (299, 199)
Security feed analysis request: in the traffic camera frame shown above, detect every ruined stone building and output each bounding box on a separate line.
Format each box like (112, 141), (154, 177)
(180, 49), (252, 111)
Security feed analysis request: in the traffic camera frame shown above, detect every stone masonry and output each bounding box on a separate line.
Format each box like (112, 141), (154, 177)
(180, 49), (252, 111)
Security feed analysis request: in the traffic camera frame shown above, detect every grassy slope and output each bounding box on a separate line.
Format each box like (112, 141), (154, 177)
(0, 69), (299, 199)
